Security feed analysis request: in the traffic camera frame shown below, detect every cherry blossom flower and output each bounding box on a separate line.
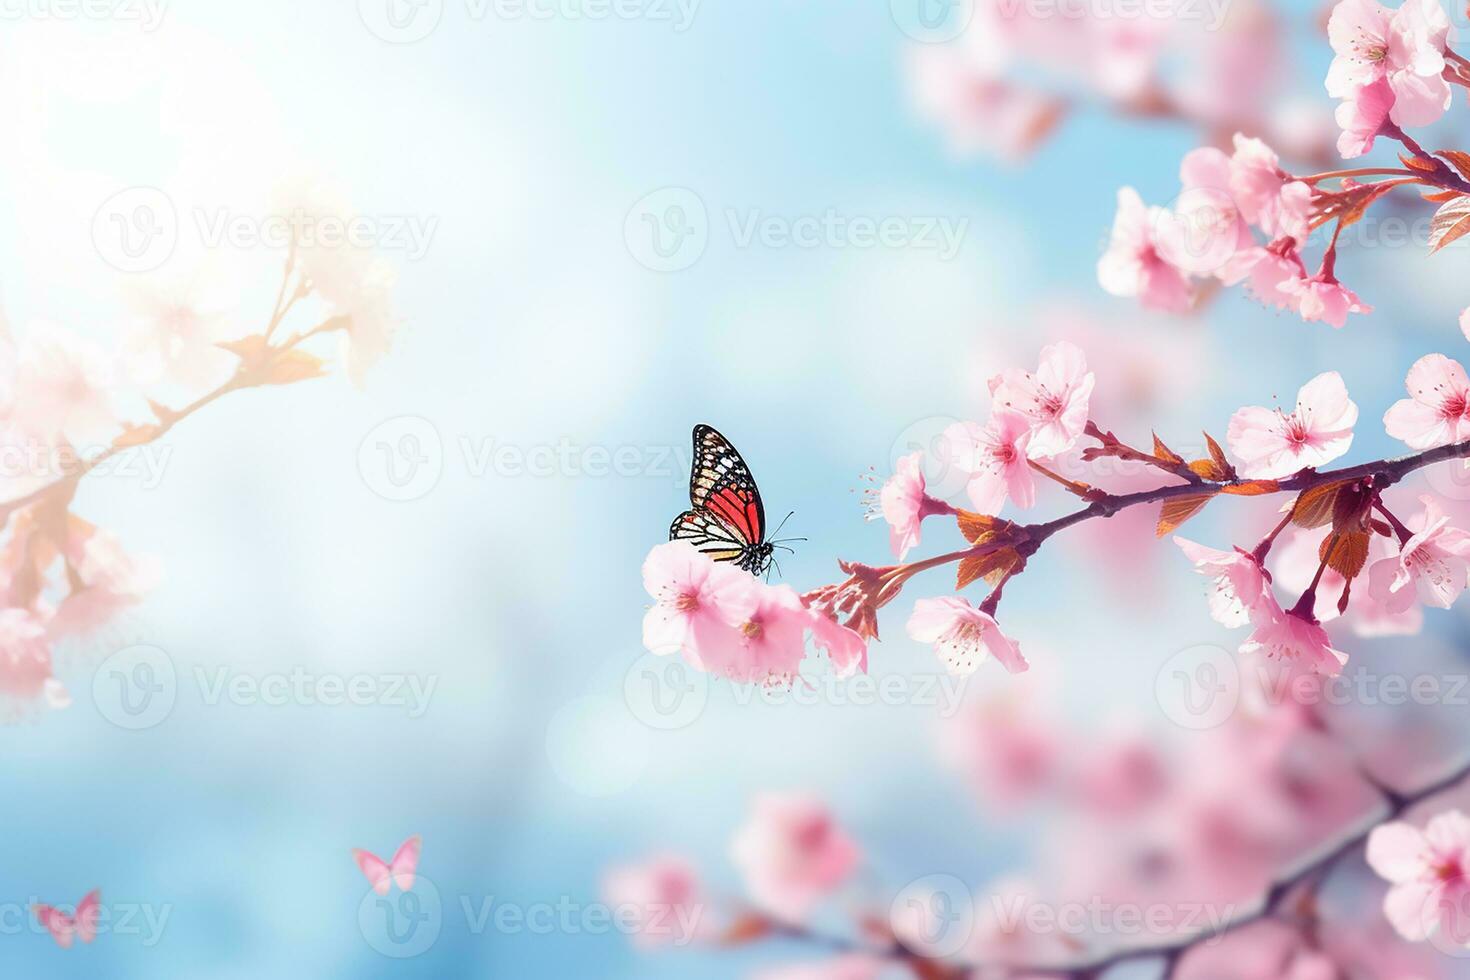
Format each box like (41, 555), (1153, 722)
(1383, 353), (1470, 449)
(1238, 594), (1349, 677)
(641, 542), (759, 657)
(729, 794), (859, 923)
(1173, 537), (1271, 628)
(906, 596), (1027, 675)
(1280, 274), (1372, 329)
(11, 324), (115, 444)
(807, 611), (868, 678)
(1367, 495), (1470, 612)
(1221, 246), (1305, 310)
(1334, 76), (1395, 158)
(871, 451), (955, 561)
(987, 341), (1095, 458)
(1326, 0), (1451, 128)
(0, 607), (54, 702)
(907, 45), (1064, 162)
(1366, 809), (1470, 944)
(1097, 188), (1194, 313)
(691, 583), (810, 685)
(600, 855), (706, 948)
(1226, 371), (1358, 479)
(1157, 146), (1254, 277)
(940, 687), (1060, 809)
(1461, 307), (1470, 342)
(1274, 524), (1423, 634)
(51, 525), (161, 636)
(944, 412), (1035, 516)
(1227, 135), (1311, 240)
(119, 275), (235, 390)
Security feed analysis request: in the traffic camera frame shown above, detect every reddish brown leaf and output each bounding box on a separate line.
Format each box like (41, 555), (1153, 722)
(1204, 432), (1235, 479)
(1157, 492), (1216, 537)
(955, 510), (1001, 544)
(1429, 196), (1470, 253)
(1290, 482), (1345, 527)
(1439, 150), (1470, 181)
(1320, 529), (1370, 580)
(257, 349), (328, 386)
(1221, 479), (1279, 496)
(1188, 458), (1230, 481)
(1152, 432), (1184, 466)
(217, 335), (271, 361)
(956, 547), (1018, 591)
(720, 914), (772, 945)
(1423, 189), (1462, 203)
(1402, 153), (1439, 172)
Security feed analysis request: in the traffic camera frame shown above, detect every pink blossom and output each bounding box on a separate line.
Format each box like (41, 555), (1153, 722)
(692, 583), (810, 685)
(729, 794), (859, 923)
(1174, 537), (1271, 628)
(600, 855), (706, 948)
(1227, 373), (1359, 479)
(807, 611), (867, 678)
(1158, 147), (1255, 277)
(1367, 809), (1470, 943)
(988, 341), (1095, 458)
(0, 607), (54, 701)
(1227, 135), (1312, 240)
(1097, 188), (1195, 314)
(1461, 307), (1470, 342)
(940, 687), (1059, 809)
(873, 451), (954, 561)
(1367, 495), (1470, 611)
(11, 324), (115, 444)
(641, 542), (759, 657)
(51, 525), (160, 636)
(1281, 274), (1372, 328)
(1334, 76), (1395, 158)
(1275, 524), (1424, 633)
(1238, 594), (1349, 677)
(906, 596), (1027, 676)
(1326, 0), (1451, 128)
(907, 45), (1064, 162)
(1220, 246), (1304, 310)
(1383, 353), (1470, 449)
(945, 412), (1035, 516)
(1227, 371), (1358, 479)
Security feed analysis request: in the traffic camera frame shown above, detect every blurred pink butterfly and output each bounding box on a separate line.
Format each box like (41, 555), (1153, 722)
(352, 835), (421, 895)
(33, 890), (100, 948)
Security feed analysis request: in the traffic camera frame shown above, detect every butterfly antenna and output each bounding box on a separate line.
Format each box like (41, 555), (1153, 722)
(770, 536), (807, 545)
(770, 510), (795, 539)
(769, 556), (783, 580)
(773, 544), (797, 555)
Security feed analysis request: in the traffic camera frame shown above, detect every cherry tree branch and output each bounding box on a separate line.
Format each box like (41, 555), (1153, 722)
(820, 434), (1470, 636)
(736, 755), (1470, 979)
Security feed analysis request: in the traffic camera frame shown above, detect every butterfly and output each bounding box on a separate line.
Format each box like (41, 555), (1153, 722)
(32, 890), (100, 949)
(352, 835), (422, 896)
(669, 424), (800, 576)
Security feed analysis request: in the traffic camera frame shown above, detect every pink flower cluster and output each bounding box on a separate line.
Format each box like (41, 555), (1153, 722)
(1326, 0), (1452, 157)
(1368, 809), (1470, 945)
(1099, 136), (1371, 327)
(641, 541), (867, 684)
(605, 795), (859, 951)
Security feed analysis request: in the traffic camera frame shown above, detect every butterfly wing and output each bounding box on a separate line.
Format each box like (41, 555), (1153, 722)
(682, 425), (766, 548)
(388, 835), (422, 893)
(33, 904), (74, 949)
(75, 891), (100, 945)
(352, 848), (394, 896)
(670, 508), (748, 563)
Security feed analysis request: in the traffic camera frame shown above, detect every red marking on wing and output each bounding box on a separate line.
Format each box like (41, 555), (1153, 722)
(707, 486), (762, 544)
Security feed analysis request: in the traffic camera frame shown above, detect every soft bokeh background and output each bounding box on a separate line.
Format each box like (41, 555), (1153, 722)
(2, 1), (1470, 977)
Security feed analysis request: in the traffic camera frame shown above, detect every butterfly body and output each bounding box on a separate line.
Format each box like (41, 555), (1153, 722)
(670, 424), (783, 575)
